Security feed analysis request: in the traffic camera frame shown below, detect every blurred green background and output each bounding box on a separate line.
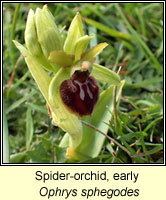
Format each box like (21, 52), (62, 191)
(3, 3), (163, 163)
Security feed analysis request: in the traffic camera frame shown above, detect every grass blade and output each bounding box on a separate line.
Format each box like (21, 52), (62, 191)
(3, 101), (10, 163)
(115, 3), (163, 75)
(26, 107), (34, 150)
(6, 90), (36, 114)
(10, 3), (21, 69)
(83, 17), (133, 40)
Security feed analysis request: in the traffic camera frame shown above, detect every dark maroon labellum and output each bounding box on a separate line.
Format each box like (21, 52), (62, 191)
(60, 70), (99, 117)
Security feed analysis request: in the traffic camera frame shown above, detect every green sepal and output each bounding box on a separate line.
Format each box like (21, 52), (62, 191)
(64, 12), (84, 54)
(48, 68), (83, 149)
(74, 34), (94, 61)
(92, 63), (121, 86)
(81, 42), (108, 63)
(48, 50), (74, 67)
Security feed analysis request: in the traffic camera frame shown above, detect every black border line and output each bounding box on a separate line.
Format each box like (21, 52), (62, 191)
(1, 1), (165, 166)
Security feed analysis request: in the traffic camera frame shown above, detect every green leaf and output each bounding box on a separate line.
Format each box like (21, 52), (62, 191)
(3, 101), (10, 163)
(26, 107), (34, 150)
(10, 3), (21, 69)
(132, 144), (163, 158)
(49, 50), (74, 67)
(27, 142), (52, 163)
(10, 152), (28, 163)
(91, 63), (120, 85)
(54, 145), (67, 163)
(73, 34), (94, 61)
(64, 12), (84, 54)
(147, 93), (163, 107)
(131, 77), (163, 89)
(120, 132), (147, 142)
(26, 132), (53, 163)
(81, 43), (108, 63)
(83, 17), (133, 40)
(27, 103), (47, 115)
(6, 90), (36, 114)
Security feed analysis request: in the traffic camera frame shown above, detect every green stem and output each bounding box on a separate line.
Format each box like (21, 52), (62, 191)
(10, 3), (21, 69)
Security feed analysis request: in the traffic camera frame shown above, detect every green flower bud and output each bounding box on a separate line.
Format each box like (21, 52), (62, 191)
(35, 6), (63, 59)
(25, 9), (55, 72)
(25, 9), (42, 57)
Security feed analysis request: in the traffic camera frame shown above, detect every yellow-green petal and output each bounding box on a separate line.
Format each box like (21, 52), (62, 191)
(48, 50), (74, 67)
(74, 34), (94, 61)
(81, 42), (108, 63)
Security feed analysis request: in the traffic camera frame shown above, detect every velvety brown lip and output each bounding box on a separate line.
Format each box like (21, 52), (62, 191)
(60, 70), (99, 117)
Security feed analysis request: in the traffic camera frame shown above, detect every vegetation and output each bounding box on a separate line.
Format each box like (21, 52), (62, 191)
(3, 3), (163, 163)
